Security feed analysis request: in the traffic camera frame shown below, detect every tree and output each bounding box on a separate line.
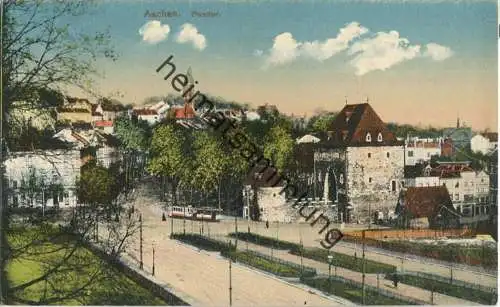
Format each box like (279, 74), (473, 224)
(76, 161), (116, 210)
(147, 124), (187, 206)
(190, 131), (229, 208)
(307, 112), (337, 133)
(263, 125), (295, 173)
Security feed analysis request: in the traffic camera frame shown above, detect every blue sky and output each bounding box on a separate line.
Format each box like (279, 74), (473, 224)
(66, 0), (496, 129)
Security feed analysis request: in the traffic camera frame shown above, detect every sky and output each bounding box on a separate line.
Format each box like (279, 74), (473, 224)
(66, 0), (496, 130)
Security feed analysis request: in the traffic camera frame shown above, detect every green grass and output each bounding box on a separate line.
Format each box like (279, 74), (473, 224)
(290, 246), (396, 274)
(344, 235), (498, 269)
(229, 232), (300, 250)
(301, 277), (416, 305)
(229, 232), (395, 274)
(388, 273), (498, 305)
(6, 224), (170, 305)
(172, 233), (316, 278)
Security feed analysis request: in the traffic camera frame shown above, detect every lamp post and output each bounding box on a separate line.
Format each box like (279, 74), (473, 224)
(152, 242), (155, 276)
(139, 213), (143, 270)
(327, 254), (333, 286)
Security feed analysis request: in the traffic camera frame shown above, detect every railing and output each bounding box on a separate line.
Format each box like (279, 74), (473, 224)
(303, 274), (429, 305)
(402, 270), (498, 294)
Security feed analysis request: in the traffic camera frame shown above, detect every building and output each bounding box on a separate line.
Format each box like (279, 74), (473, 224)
(310, 103), (405, 223)
(471, 133), (498, 155)
(405, 138), (441, 166)
(56, 97), (93, 123)
(442, 119), (472, 151)
(296, 134), (320, 144)
(133, 108), (161, 125)
(395, 186), (460, 229)
(94, 120), (114, 134)
(4, 150), (81, 208)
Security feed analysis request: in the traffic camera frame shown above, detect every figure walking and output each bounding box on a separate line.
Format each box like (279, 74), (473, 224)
(265, 221), (269, 229)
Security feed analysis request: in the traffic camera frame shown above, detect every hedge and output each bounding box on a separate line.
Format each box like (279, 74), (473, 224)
(290, 246), (396, 274)
(386, 273), (497, 305)
(229, 232), (300, 250)
(344, 235), (498, 269)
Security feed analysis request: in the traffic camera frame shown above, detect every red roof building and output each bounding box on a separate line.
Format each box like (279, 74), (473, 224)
(325, 103), (401, 147)
(95, 120), (113, 127)
(172, 103), (196, 119)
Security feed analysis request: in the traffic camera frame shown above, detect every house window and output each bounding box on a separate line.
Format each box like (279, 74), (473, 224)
(386, 152), (390, 158)
(366, 133), (372, 142)
(377, 133), (383, 142)
(12, 180), (17, 189)
(408, 151), (414, 157)
(475, 206), (480, 215)
(391, 180), (396, 192)
(454, 194), (459, 200)
(456, 182), (460, 188)
(368, 153), (371, 158)
(368, 177), (372, 183)
(13, 195), (18, 207)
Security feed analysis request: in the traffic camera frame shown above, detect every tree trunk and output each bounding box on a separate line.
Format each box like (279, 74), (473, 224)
(171, 179), (178, 206)
(218, 178), (222, 210)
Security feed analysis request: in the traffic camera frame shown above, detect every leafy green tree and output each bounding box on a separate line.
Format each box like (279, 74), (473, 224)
(263, 125), (295, 173)
(307, 112), (337, 133)
(76, 161), (116, 210)
(147, 124), (187, 206)
(190, 131), (229, 208)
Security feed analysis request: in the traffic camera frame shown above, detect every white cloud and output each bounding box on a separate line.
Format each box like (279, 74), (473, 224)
(424, 43), (454, 61)
(139, 21), (170, 44)
(263, 22), (367, 67)
(348, 30), (421, 75)
(253, 49), (264, 57)
(176, 23), (207, 50)
(265, 32), (302, 66)
(302, 22), (369, 60)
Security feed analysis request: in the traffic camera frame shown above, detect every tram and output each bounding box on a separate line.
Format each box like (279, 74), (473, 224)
(167, 205), (222, 222)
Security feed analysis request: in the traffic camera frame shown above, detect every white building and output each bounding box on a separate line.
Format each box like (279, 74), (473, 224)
(471, 133), (498, 155)
(133, 108), (161, 125)
(405, 138), (441, 166)
(4, 150), (81, 208)
(296, 134), (320, 144)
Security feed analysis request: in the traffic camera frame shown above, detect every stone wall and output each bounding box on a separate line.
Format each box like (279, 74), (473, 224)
(346, 146), (404, 220)
(256, 187), (294, 223)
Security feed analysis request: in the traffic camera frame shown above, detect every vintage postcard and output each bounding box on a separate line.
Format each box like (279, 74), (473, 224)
(1, 0), (497, 306)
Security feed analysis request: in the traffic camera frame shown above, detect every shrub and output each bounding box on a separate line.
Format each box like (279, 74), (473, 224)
(229, 232), (300, 250)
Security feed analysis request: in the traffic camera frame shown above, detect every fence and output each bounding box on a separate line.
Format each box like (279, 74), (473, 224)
(303, 274), (429, 305)
(402, 270), (498, 295)
(346, 228), (474, 240)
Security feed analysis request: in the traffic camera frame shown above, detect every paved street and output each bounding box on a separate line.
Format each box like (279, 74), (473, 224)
(111, 183), (497, 305)
(114, 193), (349, 306)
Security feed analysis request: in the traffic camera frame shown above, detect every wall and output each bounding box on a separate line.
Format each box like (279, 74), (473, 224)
(346, 146), (405, 221)
(471, 135), (491, 154)
(57, 112), (92, 123)
(256, 186), (294, 223)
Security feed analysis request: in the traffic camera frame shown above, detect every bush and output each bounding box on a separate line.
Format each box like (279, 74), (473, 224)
(229, 232), (300, 250)
(301, 277), (416, 305)
(290, 246), (396, 274)
(170, 233), (235, 252)
(343, 235), (498, 269)
(387, 273), (497, 305)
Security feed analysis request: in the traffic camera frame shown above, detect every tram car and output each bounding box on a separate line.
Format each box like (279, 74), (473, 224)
(168, 205), (222, 222)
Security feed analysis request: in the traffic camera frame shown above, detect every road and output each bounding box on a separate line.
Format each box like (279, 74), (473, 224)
(114, 193), (349, 306)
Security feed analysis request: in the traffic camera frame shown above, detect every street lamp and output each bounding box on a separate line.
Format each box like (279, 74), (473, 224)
(152, 241), (156, 276)
(327, 254), (333, 285)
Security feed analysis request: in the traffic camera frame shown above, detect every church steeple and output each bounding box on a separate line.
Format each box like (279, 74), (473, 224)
(456, 115), (460, 128)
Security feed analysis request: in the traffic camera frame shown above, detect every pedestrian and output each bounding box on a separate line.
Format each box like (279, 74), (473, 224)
(393, 274), (399, 288)
(265, 221), (269, 229)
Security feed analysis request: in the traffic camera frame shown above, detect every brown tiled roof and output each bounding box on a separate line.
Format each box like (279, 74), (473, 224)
(325, 103), (401, 147)
(57, 107), (90, 113)
(482, 132), (498, 142)
(430, 163), (474, 178)
(174, 104), (196, 119)
(95, 120), (113, 127)
(402, 186), (456, 219)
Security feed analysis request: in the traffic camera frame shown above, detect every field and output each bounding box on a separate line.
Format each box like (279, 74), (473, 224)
(5, 224), (168, 305)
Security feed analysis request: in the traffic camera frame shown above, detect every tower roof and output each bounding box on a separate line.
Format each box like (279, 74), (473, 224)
(325, 103), (401, 147)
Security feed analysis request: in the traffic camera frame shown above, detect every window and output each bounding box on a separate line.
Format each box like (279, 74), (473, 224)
(391, 180), (396, 192)
(377, 133), (383, 142)
(366, 133), (372, 142)
(368, 153), (371, 158)
(12, 180), (17, 189)
(368, 177), (372, 183)
(454, 194), (459, 200)
(475, 207), (480, 215)
(401, 181), (405, 187)
(456, 182), (460, 188)
(443, 182), (446, 187)
(386, 152), (390, 158)
(13, 195), (18, 207)
(408, 151), (414, 157)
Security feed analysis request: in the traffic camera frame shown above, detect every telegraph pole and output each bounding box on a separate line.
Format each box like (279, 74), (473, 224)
(170, 214), (173, 237)
(140, 213), (143, 270)
(362, 230), (366, 305)
(234, 213), (238, 248)
(229, 242), (233, 306)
